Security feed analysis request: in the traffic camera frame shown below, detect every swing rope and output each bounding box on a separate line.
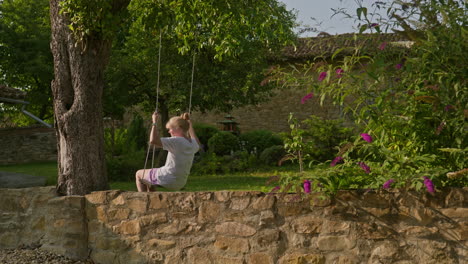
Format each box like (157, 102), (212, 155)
(188, 51), (196, 114)
(155, 30), (162, 112)
(142, 30), (163, 185)
(141, 32), (197, 188)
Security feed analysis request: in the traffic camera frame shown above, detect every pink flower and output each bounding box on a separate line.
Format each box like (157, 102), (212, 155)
(336, 68), (344, 78)
(360, 133), (373, 143)
(303, 180), (311, 194)
(395, 64), (403, 70)
(301, 93), (314, 104)
(370, 23), (379, 28)
(444, 105), (454, 111)
(318, 72), (327, 81)
(423, 176), (435, 193)
(383, 179), (394, 189)
(358, 162), (371, 174)
(379, 42), (387, 50)
(330, 156), (343, 167)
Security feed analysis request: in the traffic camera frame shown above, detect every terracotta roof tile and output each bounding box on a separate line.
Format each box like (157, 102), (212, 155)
(280, 33), (409, 61)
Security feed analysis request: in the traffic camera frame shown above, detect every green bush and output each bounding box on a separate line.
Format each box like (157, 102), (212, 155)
(107, 148), (146, 181)
(260, 145), (286, 166)
(301, 115), (354, 162)
(126, 114), (147, 151)
(191, 150), (258, 175)
(104, 127), (128, 156)
(193, 123), (219, 151)
(239, 129), (283, 156)
(207, 131), (240, 156)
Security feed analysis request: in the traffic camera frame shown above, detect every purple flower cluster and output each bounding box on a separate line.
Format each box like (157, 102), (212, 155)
(336, 68), (344, 78)
(358, 162), (371, 174)
(360, 133), (373, 143)
(301, 93), (314, 104)
(303, 180), (311, 194)
(383, 179), (395, 189)
(423, 176), (435, 193)
(330, 156), (343, 167)
(318, 72), (327, 81)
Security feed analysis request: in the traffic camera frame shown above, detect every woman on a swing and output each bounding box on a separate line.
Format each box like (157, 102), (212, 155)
(135, 112), (200, 192)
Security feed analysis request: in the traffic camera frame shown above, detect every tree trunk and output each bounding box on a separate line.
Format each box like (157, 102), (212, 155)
(49, 0), (113, 195)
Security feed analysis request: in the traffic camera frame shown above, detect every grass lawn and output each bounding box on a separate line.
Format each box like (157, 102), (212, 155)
(0, 162), (290, 192)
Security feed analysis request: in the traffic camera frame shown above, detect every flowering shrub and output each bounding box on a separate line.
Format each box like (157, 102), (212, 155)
(269, 0), (466, 196)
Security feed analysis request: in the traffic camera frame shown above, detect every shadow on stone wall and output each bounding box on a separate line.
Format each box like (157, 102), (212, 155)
(0, 186), (466, 263)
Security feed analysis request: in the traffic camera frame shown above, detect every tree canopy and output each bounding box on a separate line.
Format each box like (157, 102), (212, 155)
(0, 0), (53, 126)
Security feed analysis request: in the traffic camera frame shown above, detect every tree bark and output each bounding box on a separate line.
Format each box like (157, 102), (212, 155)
(49, 0), (114, 195)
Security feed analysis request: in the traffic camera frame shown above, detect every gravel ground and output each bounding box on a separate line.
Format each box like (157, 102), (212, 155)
(0, 247), (94, 264)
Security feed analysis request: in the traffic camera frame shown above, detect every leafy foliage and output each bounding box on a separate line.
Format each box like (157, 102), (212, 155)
(271, 0), (467, 195)
(0, 0), (54, 125)
(207, 131), (240, 156)
(260, 145), (286, 166)
(239, 129), (283, 156)
(193, 123), (219, 151)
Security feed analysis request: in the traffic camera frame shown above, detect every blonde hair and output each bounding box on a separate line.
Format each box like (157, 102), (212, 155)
(166, 116), (190, 133)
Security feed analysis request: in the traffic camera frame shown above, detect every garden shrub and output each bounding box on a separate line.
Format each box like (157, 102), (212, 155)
(260, 145), (286, 166)
(207, 131), (240, 156)
(126, 114), (147, 151)
(107, 148), (146, 181)
(239, 129), (283, 156)
(193, 123), (219, 151)
(301, 115), (354, 162)
(191, 150), (257, 175)
(268, 0), (467, 195)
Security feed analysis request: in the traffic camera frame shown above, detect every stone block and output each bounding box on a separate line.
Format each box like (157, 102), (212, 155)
(278, 252), (325, 264)
(198, 201), (224, 222)
(214, 235), (249, 253)
(248, 252), (274, 264)
(368, 241), (400, 263)
(320, 220), (350, 235)
(255, 229), (280, 248)
(187, 246), (243, 264)
(230, 197), (251, 210)
(156, 219), (188, 235)
(114, 219), (141, 235)
(215, 191), (231, 202)
(127, 197), (148, 214)
(147, 238), (176, 249)
(90, 250), (117, 264)
(252, 195), (275, 210)
(95, 205), (108, 222)
(317, 236), (355, 251)
(440, 208), (468, 219)
(444, 188), (467, 208)
(333, 255), (360, 264)
(117, 249), (148, 264)
(149, 193), (169, 209)
(108, 208), (131, 221)
(277, 201), (307, 217)
(139, 212), (167, 227)
(86, 191), (108, 205)
(215, 222), (257, 237)
(259, 210), (275, 226)
(291, 216), (322, 234)
(401, 226), (439, 238)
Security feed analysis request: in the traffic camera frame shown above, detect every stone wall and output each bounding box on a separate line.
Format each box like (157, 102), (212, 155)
(191, 88), (345, 133)
(0, 186), (466, 263)
(0, 127), (57, 165)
